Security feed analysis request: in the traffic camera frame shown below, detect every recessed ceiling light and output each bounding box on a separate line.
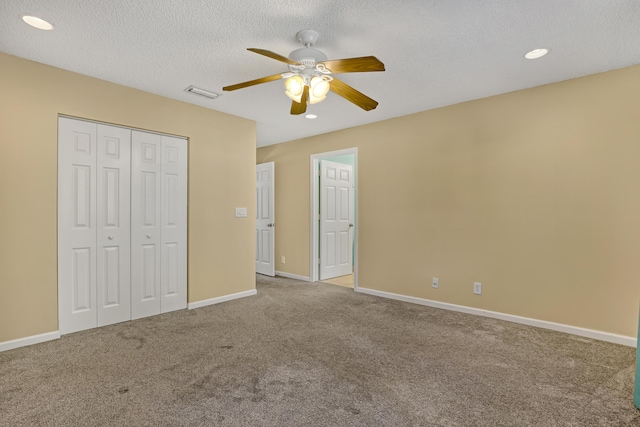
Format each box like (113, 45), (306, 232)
(305, 114), (318, 119)
(21, 15), (54, 31)
(525, 48), (549, 60)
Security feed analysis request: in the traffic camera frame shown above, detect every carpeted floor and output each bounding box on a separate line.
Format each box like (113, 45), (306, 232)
(1, 275), (638, 426)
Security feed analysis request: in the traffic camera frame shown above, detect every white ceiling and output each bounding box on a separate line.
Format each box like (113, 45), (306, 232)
(2, 1), (640, 147)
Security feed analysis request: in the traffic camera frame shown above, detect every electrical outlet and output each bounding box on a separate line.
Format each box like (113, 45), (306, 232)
(281, 255), (286, 264)
(432, 278), (439, 289)
(474, 282), (482, 295)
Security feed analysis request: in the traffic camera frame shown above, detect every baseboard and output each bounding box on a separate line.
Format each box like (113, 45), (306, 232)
(275, 271), (311, 282)
(356, 287), (637, 348)
(188, 289), (257, 310)
(0, 331), (61, 353)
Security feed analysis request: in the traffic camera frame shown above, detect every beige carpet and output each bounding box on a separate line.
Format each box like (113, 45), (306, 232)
(0, 274), (638, 426)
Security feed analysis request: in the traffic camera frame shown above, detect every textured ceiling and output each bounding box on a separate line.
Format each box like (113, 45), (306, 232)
(1, 0), (640, 147)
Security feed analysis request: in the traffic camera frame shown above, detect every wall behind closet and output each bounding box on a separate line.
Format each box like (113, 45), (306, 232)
(0, 52), (256, 343)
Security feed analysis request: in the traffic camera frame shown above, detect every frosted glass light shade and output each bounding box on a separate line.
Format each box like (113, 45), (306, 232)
(309, 76), (330, 105)
(285, 76), (305, 103)
(309, 95), (326, 105)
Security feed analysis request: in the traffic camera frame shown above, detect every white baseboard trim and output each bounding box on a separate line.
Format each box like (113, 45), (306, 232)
(0, 331), (61, 353)
(188, 289), (257, 310)
(275, 271), (311, 282)
(356, 287), (637, 348)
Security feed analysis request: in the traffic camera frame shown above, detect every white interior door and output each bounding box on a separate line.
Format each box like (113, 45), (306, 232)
(159, 135), (187, 313)
(256, 162), (275, 276)
(96, 124), (131, 327)
(58, 118), (98, 334)
(320, 160), (353, 280)
(131, 131), (162, 319)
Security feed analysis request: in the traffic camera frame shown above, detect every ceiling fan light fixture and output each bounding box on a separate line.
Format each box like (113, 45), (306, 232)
(308, 76), (330, 104)
(308, 95), (326, 105)
(310, 76), (330, 97)
(285, 75), (305, 103)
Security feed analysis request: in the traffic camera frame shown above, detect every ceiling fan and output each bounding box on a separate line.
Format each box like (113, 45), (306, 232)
(222, 30), (385, 115)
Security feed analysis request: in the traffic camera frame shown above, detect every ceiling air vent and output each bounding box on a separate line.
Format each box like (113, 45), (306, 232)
(184, 85), (220, 99)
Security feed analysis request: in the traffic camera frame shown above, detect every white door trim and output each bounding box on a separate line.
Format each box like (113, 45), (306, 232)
(309, 148), (358, 288)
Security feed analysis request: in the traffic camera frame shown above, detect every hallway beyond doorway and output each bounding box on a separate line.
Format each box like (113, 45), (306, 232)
(321, 273), (354, 288)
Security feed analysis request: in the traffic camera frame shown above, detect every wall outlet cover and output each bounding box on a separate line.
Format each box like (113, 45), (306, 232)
(432, 278), (439, 288)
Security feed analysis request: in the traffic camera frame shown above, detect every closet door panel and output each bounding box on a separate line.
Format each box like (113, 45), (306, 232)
(58, 118), (98, 334)
(160, 136), (187, 313)
(96, 124), (131, 326)
(131, 131), (162, 319)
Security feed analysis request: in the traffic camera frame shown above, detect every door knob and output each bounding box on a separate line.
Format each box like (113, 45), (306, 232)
(349, 223), (354, 228)
(146, 234), (151, 239)
(108, 236), (114, 240)
(267, 223), (275, 227)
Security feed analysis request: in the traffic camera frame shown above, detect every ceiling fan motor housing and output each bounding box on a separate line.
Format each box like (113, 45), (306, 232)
(289, 47), (328, 65)
(289, 29), (327, 66)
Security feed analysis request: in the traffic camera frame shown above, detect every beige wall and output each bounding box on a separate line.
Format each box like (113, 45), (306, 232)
(257, 64), (640, 339)
(0, 53), (256, 343)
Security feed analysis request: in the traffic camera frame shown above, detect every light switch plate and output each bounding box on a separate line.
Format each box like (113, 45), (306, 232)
(474, 282), (482, 295)
(235, 207), (247, 218)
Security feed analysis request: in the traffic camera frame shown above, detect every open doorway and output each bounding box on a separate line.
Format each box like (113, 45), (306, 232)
(310, 148), (358, 289)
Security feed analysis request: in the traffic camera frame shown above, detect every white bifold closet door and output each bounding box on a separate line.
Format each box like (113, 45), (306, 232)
(58, 117), (187, 334)
(96, 125), (132, 327)
(58, 118), (132, 333)
(131, 131), (187, 319)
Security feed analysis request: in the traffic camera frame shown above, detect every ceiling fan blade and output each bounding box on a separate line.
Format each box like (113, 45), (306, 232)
(290, 85), (309, 115)
(222, 73), (285, 91)
(248, 48), (298, 65)
(321, 56), (385, 73)
(329, 78), (378, 111)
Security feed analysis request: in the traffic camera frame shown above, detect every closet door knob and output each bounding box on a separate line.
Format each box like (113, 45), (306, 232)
(146, 234), (151, 239)
(108, 236), (114, 240)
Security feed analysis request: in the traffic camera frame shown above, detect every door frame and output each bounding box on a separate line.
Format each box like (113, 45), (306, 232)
(309, 148), (358, 288)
